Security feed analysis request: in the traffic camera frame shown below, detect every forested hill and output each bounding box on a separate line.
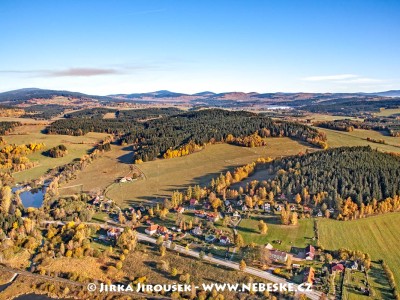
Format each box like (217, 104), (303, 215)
(0, 88), (113, 103)
(46, 109), (327, 162)
(270, 146), (400, 207)
(122, 109), (327, 161)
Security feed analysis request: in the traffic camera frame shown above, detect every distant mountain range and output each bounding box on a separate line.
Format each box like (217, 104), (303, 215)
(367, 90), (400, 97)
(1, 88), (400, 110)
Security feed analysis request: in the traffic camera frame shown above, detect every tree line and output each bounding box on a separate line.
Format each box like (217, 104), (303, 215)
(316, 117), (400, 137)
(0, 121), (21, 135)
(0, 141), (45, 171)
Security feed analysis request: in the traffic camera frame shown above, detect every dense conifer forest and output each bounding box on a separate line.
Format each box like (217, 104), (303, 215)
(46, 109), (327, 162)
(45, 118), (139, 136)
(63, 107), (114, 119)
(23, 104), (72, 119)
(116, 107), (183, 120)
(63, 107), (183, 120)
(268, 146), (400, 206)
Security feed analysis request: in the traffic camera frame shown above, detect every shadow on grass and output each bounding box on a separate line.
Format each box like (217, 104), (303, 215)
(116, 145), (134, 164)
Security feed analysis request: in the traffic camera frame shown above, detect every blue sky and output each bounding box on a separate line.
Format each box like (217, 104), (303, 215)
(0, 0), (399, 94)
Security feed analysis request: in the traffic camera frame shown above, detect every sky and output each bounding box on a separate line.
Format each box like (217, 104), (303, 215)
(0, 0), (399, 95)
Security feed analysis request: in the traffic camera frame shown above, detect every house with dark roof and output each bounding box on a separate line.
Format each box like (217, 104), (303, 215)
(219, 236), (231, 245)
(107, 227), (121, 237)
(351, 261), (359, 270)
(205, 235), (216, 243)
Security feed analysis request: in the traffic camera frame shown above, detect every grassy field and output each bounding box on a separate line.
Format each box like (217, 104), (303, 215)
(58, 143), (133, 196)
(318, 213), (400, 287)
(106, 138), (311, 206)
(235, 215), (315, 251)
(2, 124), (107, 183)
(342, 262), (393, 300)
(0, 116), (49, 124)
(319, 128), (400, 152)
(304, 113), (362, 122)
(374, 108), (400, 117)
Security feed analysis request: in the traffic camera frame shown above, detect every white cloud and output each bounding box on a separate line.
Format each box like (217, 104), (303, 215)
(302, 74), (358, 81)
(302, 74), (385, 86)
(335, 77), (382, 84)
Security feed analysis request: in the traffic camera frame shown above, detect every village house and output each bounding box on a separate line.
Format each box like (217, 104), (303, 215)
(145, 224), (159, 235)
(331, 263), (345, 273)
(292, 263), (301, 269)
(189, 198), (198, 206)
(195, 210), (206, 218)
(207, 212), (220, 222)
(219, 236), (231, 245)
(176, 206), (185, 214)
(172, 226), (182, 232)
(351, 260), (359, 270)
(192, 226), (203, 236)
(157, 226), (169, 235)
(303, 267), (315, 285)
(205, 235), (216, 243)
(305, 244), (315, 260)
(107, 227), (121, 238)
(93, 196), (101, 205)
(270, 250), (288, 263)
(264, 243), (274, 250)
(214, 229), (224, 235)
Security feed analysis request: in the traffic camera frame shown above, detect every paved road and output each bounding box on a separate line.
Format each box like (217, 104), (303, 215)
(41, 220), (324, 300)
(137, 233), (324, 300)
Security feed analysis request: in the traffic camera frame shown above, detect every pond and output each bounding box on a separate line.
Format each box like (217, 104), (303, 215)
(12, 185), (46, 208)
